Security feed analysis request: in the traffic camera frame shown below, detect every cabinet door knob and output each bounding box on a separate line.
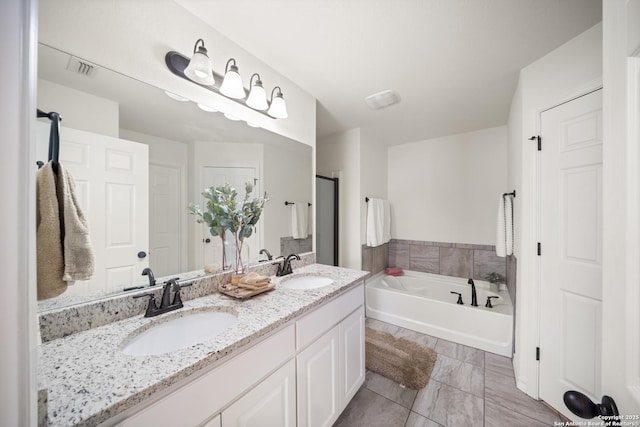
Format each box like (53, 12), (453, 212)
(137, 251), (147, 259)
(203, 238), (211, 243)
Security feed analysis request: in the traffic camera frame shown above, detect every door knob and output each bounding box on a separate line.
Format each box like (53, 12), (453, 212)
(564, 390), (619, 420)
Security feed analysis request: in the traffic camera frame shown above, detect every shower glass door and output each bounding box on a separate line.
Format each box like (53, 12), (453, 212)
(316, 175), (338, 266)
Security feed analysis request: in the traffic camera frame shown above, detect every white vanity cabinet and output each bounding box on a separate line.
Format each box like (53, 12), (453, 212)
(296, 285), (366, 427)
(112, 282), (364, 427)
(221, 359), (296, 427)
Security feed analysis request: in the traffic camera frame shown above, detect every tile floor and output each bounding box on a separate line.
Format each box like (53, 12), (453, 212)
(334, 318), (563, 427)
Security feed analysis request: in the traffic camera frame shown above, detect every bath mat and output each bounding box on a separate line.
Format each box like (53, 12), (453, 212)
(365, 326), (437, 389)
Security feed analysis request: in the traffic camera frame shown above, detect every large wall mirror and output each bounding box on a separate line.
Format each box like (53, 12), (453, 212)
(37, 43), (313, 312)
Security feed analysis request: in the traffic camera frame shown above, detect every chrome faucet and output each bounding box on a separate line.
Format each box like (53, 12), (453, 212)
(468, 278), (478, 307)
(133, 278), (192, 317)
(277, 253), (300, 276)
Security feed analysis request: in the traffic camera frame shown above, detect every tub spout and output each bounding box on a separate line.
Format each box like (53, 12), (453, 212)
(468, 278), (478, 307)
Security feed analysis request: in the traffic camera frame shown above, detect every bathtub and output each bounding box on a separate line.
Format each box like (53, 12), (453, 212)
(365, 270), (513, 356)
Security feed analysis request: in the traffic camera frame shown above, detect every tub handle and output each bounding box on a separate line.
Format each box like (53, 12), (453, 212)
(450, 291), (464, 305)
(485, 296), (499, 308)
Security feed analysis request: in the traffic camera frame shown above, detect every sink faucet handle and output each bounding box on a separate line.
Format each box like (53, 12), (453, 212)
(171, 282), (192, 307)
(450, 291), (464, 305)
(485, 296), (499, 308)
(133, 292), (159, 317)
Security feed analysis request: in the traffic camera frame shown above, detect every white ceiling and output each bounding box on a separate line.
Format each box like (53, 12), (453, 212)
(174, 0), (601, 145)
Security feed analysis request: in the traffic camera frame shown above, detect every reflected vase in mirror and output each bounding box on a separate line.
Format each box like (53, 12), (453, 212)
(189, 182), (268, 277)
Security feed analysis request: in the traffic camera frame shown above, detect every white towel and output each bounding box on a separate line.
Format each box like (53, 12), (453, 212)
(366, 198), (391, 247)
(56, 163), (95, 282)
(496, 195), (514, 257)
(292, 202), (309, 239)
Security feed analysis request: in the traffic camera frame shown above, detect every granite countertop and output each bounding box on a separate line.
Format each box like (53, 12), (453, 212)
(38, 264), (368, 427)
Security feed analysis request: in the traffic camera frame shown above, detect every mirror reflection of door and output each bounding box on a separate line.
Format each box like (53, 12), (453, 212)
(149, 163), (184, 277)
(316, 175), (338, 266)
(37, 123), (150, 296)
(199, 166), (258, 270)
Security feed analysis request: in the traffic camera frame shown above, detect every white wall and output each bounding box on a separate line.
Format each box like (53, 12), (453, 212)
(601, 0), (640, 413)
(317, 129), (362, 269)
(360, 129), (388, 244)
(263, 141), (313, 255)
(38, 0), (316, 147)
(37, 79), (119, 137)
(507, 22), (602, 397)
(388, 126), (508, 245)
(1, 0), (36, 424)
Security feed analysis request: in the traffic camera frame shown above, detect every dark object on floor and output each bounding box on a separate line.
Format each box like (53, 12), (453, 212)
(365, 326), (437, 389)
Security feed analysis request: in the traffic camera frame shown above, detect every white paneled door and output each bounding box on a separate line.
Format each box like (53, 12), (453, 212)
(37, 124), (149, 295)
(539, 89), (603, 419)
(149, 163), (183, 277)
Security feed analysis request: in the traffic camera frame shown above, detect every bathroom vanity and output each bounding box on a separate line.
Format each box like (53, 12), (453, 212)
(37, 264), (368, 427)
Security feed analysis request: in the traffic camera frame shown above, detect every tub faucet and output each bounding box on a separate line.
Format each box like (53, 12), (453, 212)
(468, 278), (478, 307)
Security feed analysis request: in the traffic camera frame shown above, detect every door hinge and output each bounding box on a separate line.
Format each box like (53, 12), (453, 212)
(529, 135), (541, 151)
(536, 347), (540, 361)
(537, 242), (541, 256)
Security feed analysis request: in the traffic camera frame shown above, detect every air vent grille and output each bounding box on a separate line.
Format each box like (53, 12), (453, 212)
(66, 56), (96, 77)
(364, 90), (401, 110)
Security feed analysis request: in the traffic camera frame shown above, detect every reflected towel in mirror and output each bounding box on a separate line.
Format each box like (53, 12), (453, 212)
(292, 201), (309, 239)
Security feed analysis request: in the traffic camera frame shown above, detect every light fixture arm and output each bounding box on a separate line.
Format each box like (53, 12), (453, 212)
(250, 73), (262, 87)
(270, 86), (283, 101)
(225, 58), (237, 73)
(193, 38), (206, 54)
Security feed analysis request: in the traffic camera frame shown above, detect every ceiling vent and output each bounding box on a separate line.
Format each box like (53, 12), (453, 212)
(66, 56), (96, 77)
(364, 90), (401, 110)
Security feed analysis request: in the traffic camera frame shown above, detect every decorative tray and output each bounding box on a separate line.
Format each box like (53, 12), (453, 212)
(218, 282), (275, 299)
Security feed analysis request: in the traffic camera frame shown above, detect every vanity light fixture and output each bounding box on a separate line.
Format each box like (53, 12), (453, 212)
(268, 86), (288, 119)
(220, 59), (246, 99)
(197, 102), (218, 112)
(184, 39), (215, 86)
(165, 45), (288, 120)
(245, 73), (269, 111)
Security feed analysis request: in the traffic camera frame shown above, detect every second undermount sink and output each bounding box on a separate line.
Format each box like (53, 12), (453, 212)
(280, 275), (334, 290)
(121, 309), (238, 357)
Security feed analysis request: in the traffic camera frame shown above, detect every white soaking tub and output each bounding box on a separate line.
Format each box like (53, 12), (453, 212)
(365, 270), (513, 356)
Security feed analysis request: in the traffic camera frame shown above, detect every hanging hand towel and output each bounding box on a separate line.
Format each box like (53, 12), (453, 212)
(496, 194), (514, 257)
(366, 198), (391, 247)
(292, 202), (309, 239)
(36, 162), (67, 299)
(56, 163), (95, 282)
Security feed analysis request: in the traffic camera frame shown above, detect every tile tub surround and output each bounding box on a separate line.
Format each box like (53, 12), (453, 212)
(281, 234), (313, 256)
(388, 239), (506, 282)
(362, 243), (389, 275)
(37, 263), (368, 427)
(38, 252), (315, 342)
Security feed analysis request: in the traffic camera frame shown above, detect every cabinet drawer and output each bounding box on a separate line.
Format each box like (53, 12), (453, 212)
(296, 283), (364, 351)
(118, 324), (295, 427)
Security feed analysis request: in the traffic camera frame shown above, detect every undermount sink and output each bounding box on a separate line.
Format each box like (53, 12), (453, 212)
(121, 309), (238, 356)
(280, 275), (334, 290)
